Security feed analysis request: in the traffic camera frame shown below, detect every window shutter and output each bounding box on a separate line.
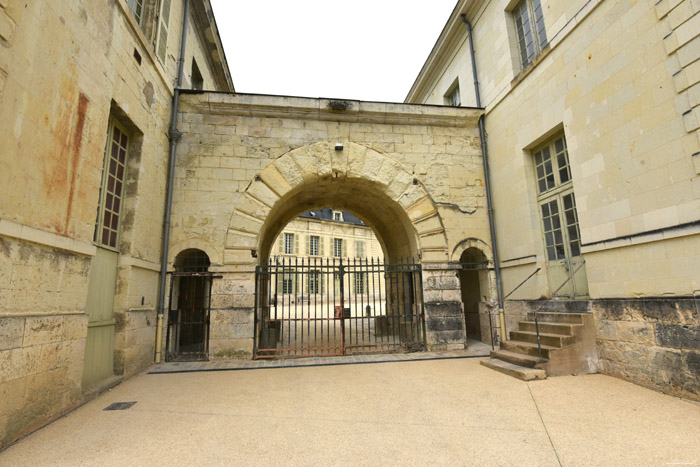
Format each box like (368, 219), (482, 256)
(156, 0), (172, 64)
(277, 235), (283, 253)
(294, 234), (299, 255)
(305, 235), (309, 255)
(342, 239), (347, 258)
(320, 237), (325, 256)
(276, 271), (283, 295)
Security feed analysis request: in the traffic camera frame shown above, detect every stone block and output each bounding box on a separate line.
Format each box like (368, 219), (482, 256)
(595, 319), (618, 340)
(683, 350), (700, 374)
(424, 301), (462, 317)
(617, 321), (655, 344)
(426, 315), (464, 332)
(650, 346), (684, 372)
(655, 324), (700, 350)
(22, 317), (63, 347)
(0, 318), (24, 351)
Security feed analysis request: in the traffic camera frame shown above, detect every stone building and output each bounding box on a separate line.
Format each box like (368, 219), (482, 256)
(1, 0), (699, 451)
(0, 0), (232, 448)
(406, 0), (699, 397)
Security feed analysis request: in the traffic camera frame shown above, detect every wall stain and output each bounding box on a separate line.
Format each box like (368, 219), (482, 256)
(63, 93), (89, 235)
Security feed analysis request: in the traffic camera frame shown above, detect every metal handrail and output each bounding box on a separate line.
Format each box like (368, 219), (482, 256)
(532, 262), (586, 359)
(504, 267), (541, 299)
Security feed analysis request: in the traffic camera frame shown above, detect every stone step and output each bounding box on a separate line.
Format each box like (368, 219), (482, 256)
(533, 312), (585, 324)
(490, 349), (545, 368)
(510, 330), (575, 348)
(519, 321), (578, 336)
(501, 340), (557, 359)
(480, 358), (546, 381)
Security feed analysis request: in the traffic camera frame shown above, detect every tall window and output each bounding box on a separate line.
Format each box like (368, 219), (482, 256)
(284, 233), (295, 255)
(94, 118), (129, 249)
(282, 270), (294, 295)
(355, 241), (365, 258)
(308, 271), (321, 294)
(513, 0), (547, 68)
(354, 274), (366, 294)
(333, 238), (343, 258)
(534, 134), (587, 297)
(126, 0), (144, 25)
(156, 0), (172, 63)
(309, 235), (319, 256)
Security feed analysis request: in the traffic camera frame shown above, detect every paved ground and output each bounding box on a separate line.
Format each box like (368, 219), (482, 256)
(2, 355), (699, 466)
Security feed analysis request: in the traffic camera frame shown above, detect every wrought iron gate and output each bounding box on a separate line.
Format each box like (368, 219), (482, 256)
(166, 272), (215, 361)
(254, 257), (426, 359)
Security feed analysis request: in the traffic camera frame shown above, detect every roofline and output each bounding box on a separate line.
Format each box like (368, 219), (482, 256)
(198, 0), (235, 92)
(405, 0), (481, 104)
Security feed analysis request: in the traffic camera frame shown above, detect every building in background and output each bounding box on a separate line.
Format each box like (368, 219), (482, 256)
(0, 0), (232, 447)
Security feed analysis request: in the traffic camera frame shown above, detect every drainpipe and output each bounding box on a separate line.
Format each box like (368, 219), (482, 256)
(461, 14), (507, 344)
(155, 0), (191, 363)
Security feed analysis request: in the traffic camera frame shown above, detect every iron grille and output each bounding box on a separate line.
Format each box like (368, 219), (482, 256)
(254, 257), (426, 359)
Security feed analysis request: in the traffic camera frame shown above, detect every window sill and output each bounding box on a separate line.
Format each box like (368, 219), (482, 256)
(510, 43), (552, 90)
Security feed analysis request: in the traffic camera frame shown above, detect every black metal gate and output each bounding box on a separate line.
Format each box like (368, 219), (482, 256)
(166, 272), (215, 361)
(254, 257), (426, 359)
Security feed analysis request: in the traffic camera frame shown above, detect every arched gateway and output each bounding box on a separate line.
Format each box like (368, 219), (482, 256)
(170, 93), (487, 360)
(226, 142), (449, 357)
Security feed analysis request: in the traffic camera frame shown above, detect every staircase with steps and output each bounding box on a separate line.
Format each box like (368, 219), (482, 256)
(481, 312), (598, 381)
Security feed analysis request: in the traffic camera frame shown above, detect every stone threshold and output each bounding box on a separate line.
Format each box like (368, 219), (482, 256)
(148, 348), (492, 375)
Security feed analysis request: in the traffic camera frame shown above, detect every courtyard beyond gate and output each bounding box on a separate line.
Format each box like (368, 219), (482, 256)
(254, 258), (426, 358)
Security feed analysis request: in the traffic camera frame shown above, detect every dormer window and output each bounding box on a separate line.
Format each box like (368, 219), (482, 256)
(333, 211), (343, 222)
(445, 82), (461, 107)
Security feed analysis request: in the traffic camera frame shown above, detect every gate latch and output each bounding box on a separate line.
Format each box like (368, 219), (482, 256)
(334, 306), (351, 319)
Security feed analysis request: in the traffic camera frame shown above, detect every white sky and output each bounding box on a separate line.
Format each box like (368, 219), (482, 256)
(210, 1), (457, 103)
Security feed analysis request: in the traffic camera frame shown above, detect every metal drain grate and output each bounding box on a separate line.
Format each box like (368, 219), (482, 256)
(103, 401), (137, 411)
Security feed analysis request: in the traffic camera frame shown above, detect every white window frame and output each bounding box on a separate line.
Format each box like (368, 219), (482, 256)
(309, 235), (319, 256)
(126, 0), (145, 26)
(333, 238), (343, 258)
(155, 0), (172, 64)
(284, 233), (294, 255)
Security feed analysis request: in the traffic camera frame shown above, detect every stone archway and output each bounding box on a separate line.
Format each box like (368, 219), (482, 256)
(224, 141), (449, 264)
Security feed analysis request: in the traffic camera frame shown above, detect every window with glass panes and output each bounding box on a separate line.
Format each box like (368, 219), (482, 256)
(94, 118), (129, 249)
(513, 0), (547, 68)
(355, 241), (364, 258)
(126, 0), (144, 25)
(308, 271), (321, 294)
(447, 85), (461, 107)
(354, 273), (366, 294)
(333, 238), (343, 258)
(533, 134), (582, 262)
(309, 235), (319, 256)
(282, 270), (294, 294)
(284, 233), (294, 255)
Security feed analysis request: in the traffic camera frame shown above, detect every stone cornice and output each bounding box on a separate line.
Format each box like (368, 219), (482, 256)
(405, 0), (479, 103)
(180, 92), (483, 127)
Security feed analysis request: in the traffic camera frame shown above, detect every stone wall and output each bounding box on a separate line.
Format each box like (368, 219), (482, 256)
(593, 298), (700, 401)
(0, 237), (90, 446)
(0, 0), (231, 448)
(168, 93), (486, 357)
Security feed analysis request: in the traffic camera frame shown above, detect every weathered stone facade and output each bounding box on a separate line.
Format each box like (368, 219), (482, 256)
(0, 0), (231, 448)
(407, 0), (699, 398)
(166, 93), (488, 357)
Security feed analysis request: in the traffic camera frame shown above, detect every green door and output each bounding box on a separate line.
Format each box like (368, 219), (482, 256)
(82, 247), (118, 391)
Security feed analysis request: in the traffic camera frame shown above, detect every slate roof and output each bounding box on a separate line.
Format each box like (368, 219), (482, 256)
(299, 208), (365, 226)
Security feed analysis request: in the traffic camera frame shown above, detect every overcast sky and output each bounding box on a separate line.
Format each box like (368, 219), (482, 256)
(210, 1), (457, 103)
